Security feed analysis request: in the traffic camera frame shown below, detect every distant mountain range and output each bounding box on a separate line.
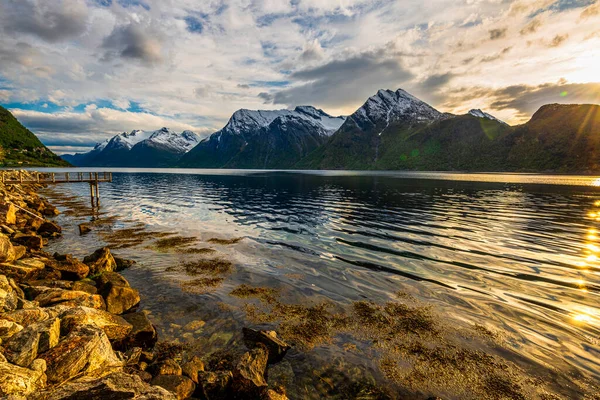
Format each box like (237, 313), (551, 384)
(62, 127), (200, 167)
(0, 105), (69, 167)
(54, 88), (600, 173)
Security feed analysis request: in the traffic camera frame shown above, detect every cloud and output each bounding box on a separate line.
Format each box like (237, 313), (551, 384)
(548, 33), (569, 47)
(420, 73), (454, 91)
(489, 28), (507, 40)
(263, 49), (414, 110)
(0, 0), (88, 43)
(580, 2), (599, 18)
(520, 18), (542, 35)
(101, 22), (163, 64)
(299, 39), (325, 62)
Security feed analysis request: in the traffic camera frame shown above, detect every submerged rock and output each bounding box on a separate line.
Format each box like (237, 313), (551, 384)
(31, 372), (176, 400)
(196, 371), (233, 400)
(39, 325), (122, 384)
(151, 375), (195, 400)
(242, 328), (291, 364)
(84, 247), (117, 275)
(78, 223), (91, 235)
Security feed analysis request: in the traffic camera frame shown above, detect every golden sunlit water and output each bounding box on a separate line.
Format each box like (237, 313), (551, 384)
(35, 169), (600, 398)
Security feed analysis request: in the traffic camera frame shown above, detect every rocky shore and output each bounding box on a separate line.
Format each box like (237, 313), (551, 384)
(0, 171), (291, 399)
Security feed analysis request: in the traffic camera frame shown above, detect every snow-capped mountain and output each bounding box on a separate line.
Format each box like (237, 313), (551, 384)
(62, 128), (199, 167)
(178, 106), (346, 168)
(348, 89), (446, 134)
(468, 109), (507, 125)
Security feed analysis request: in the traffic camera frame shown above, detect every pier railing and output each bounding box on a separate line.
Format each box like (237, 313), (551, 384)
(0, 171), (112, 208)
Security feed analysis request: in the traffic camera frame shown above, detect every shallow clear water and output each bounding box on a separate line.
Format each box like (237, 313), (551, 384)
(34, 169), (600, 398)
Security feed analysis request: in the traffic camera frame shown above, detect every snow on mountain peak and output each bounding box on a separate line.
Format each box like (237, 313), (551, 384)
(221, 106), (345, 136)
(468, 109), (507, 124)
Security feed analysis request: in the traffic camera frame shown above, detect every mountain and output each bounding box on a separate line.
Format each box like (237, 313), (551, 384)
(63, 128), (200, 167)
(0, 105), (70, 167)
(178, 106), (345, 169)
(504, 104), (600, 172)
(296, 89), (450, 169)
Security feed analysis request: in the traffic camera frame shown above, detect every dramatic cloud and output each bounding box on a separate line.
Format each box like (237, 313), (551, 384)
(263, 49), (414, 110)
(0, 0), (599, 151)
(0, 0), (88, 43)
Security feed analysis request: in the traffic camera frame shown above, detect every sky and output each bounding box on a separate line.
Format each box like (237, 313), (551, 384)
(0, 0), (599, 154)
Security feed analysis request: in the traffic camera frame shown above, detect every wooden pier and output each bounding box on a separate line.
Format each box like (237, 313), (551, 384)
(1, 171), (113, 208)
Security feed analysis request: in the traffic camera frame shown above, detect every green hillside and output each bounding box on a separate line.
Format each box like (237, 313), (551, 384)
(0, 105), (70, 167)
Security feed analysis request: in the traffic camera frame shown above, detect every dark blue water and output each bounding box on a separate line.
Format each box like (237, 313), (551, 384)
(36, 169), (600, 398)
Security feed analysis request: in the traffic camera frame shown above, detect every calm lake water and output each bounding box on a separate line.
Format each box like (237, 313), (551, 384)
(34, 169), (600, 399)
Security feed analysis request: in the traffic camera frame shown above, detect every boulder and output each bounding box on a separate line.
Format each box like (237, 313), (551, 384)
(30, 372), (176, 400)
(78, 223), (91, 235)
(0, 203), (17, 225)
(34, 288), (106, 310)
(12, 233), (43, 250)
(242, 328), (291, 364)
(38, 221), (62, 236)
(232, 344), (269, 396)
(13, 245), (27, 260)
(0, 274), (18, 312)
(3, 318), (60, 367)
(119, 312), (158, 349)
(147, 359), (182, 377)
(1, 258), (46, 281)
(0, 361), (47, 397)
(84, 247), (117, 275)
(115, 256), (136, 272)
(151, 375), (195, 400)
(1, 308), (50, 327)
(0, 233), (16, 262)
(96, 272), (140, 315)
(1, 224), (15, 235)
(39, 325), (122, 384)
(60, 307), (132, 341)
(264, 388), (290, 400)
(196, 371), (233, 400)
(42, 204), (60, 217)
(0, 318), (23, 340)
(181, 356), (205, 384)
(48, 254), (89, 280)
(72, 281), (97, 294)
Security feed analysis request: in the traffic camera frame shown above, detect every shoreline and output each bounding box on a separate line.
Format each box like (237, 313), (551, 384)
(0, 171), (291, 399)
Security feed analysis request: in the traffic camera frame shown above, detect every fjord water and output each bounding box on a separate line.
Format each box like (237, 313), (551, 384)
(39, 169), (600, 396)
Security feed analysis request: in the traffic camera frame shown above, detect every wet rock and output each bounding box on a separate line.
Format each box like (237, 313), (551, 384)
(38, 221), (62, 236)
(0, 203), (17, 225)
(151, 375), (195, 400)
(0, 318), (23, 340)
(1, 258), (46, 281)
(196, 371), (233, 400)
(120, 312), (158, 348)
(232, 344), (269, 396)
(31, 371), (176, 400)
(12, 233), (43, 250)
(1, 308), (50, 327)
(72, 281), (97, 294)
(39, 325), (122, 384)
(115, 256), (136, 272)
(60, 307), (133, 341)
(0, 275), (18, 312)
(13, 245), (27, 260)
(78, 223), (91, 235)
(0, 361), (47, 397)
(148, 359), (182, 376)
(49, 254), (89, 280)
(96, 272), (140, 315)
(34, 288), (106, 310)
(42, 204), (60, 217)
(3, 318), (60, 367)
(242, 328), (291, 364)
(84, 247), (117, 275)
(182, 356), (205, 384)
(1, 224), (15, 235)
(263, 389), (289, 400)
(0, 233), (16, 262)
